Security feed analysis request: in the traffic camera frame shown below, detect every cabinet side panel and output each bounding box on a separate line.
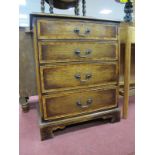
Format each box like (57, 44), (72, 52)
(33, 22), (43, 117)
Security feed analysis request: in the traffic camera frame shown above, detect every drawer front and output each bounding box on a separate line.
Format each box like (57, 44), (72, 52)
(38, 41), (118, 63)
(40, 62), (118, 93)
(42, 87), (118, 120)
(37, 19), (118, 40)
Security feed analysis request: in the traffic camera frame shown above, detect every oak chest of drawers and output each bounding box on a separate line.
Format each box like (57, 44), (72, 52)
(30, 13), (121, 140)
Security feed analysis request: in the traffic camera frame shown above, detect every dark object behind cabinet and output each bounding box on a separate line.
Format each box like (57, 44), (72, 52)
(19, 27), (37, 111)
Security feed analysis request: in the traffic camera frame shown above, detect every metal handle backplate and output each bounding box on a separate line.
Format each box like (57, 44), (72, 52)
(76, 98), (93, 108)
(74, 73), (92, 82)
(74, 49), (92, 58)
(74, 28), (91, 37)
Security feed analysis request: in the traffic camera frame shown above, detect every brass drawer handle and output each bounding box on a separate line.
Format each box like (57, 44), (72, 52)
(74, 28), (91, 37)
(76, 98), (93, 108)
(74, 73), (92, 82)
(85, 28), (91, 35)
(74, 49), (92, 58)
(74, 28), (80, 34)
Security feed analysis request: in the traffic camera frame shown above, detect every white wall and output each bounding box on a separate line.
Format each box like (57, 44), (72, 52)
(19, 0), (125, 27)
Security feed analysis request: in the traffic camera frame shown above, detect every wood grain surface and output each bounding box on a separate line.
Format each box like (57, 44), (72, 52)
(42, 87), (118, 120)
(38, 41), (118, 63)
(40, 62), (118, 93)
(37, 19), (118, 40)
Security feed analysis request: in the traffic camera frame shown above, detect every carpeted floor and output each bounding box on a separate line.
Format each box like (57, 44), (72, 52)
(19, 96), (135, 155)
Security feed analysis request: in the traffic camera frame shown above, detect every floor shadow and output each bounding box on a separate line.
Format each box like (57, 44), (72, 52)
(53, 118), (112, 137)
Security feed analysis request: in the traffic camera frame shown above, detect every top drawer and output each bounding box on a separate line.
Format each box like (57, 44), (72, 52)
(37, 19), (118, 40)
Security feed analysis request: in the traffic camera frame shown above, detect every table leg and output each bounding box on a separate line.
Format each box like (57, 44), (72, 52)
(123, 28), (131, 119)
(19, 96), (29, 112)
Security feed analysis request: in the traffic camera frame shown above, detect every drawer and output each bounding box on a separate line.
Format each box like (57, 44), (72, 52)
(37, 19), (118, 40)
(42, 87), (118, 120)
(40, 62), (118, 93)
(38, 41), (118, 63)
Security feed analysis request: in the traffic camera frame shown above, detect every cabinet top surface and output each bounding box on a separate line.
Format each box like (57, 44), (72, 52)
(30, 12), (120, 29)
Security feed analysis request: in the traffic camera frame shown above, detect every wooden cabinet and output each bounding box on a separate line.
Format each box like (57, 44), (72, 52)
(31, 13), (121, 140)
